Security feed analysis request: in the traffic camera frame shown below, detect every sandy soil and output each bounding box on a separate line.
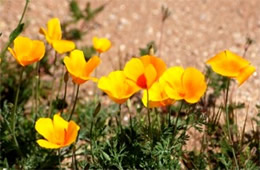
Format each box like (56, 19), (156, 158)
(1, 0), (260, 130)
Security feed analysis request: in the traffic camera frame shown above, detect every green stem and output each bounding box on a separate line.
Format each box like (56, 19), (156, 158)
(224, 79), (239, 169)
(168, 106), (171, 127)
(0, 0), (30, 59)
(173, 101), (184, 136)
(34, 62), (40, 123)
(146, 89), (151, 134)
(48, 52), (58, 117)
(90, 103), (96, 163)
(60, 79), (68, 116)
(117, 104), (122, 132)
(58, 149), (62, 170)
(72, 145), (78, 170)
(68, 84), (80, 121)
(11, 67), (24, 156)
(57, 67), (65, 98)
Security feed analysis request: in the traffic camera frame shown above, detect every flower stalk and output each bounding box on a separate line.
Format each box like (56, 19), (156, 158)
(69, 84), (80, 121)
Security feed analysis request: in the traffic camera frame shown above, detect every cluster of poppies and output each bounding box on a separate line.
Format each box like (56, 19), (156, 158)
(8, 17), (256, 149)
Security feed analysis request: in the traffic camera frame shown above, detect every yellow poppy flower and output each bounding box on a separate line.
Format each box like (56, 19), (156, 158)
(123, 55), (167, 89)
(40, 18), (75, 54)
(35, 113), (80, 149)
(142, 80), (174, 108)
(8, 36), (45, 66)
(64, 50), (101, 84)
(161, 67), (207, 104)
(98, 71), (140, 104)
(92, 36), (111, 53)
(206, 50), (256, 85)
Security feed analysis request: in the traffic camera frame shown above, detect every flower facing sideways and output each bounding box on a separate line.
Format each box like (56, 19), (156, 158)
(206, 50), (256, 85)
(161, 67), (207, 104)
(8, 36), (45, 66)
(142, 80), (174, 108)
(35, 113), (80, 149)
(40, 18), (75, 54)
(98, 71), (140, 104)
(92, 36), (111, 53)
(124, 55), (167, 89)
(64, 50), (101, 84)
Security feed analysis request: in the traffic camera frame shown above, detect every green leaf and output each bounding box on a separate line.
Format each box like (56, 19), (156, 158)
(93, 102), (101, 117)
(9, 23), (24, 42)
(70, 0), (83, 21)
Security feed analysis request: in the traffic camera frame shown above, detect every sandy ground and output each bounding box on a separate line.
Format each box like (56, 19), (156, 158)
(1, 0), (260, 131)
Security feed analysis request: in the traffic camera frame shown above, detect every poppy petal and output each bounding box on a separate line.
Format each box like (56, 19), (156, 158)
(124, 58), (144, 83)
(162, 67), (185, 100)
(35, 118), (55, 142)
(207, 50), (250, 77)
(53, 114), (68, 144)
(182, 67), (207, 103)
(236, 65), (256, 86)
(64, 121), (80, 146)
(47, 18), (62, 41)
(37, 139), (61, 149)
(52, 40), (75, 54)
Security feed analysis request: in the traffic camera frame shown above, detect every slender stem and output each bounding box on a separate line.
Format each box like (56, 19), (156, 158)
(0, 0), (30, 59)
(11, 67), (24, 156)
(72, 145), (78, 170)
(117, 104), (122, 132)
(57, 67), (65, 98)
(146, 89), (151, 134)
(18, 0), (30, 25)
(60, 72), (68, 116)
(225, 79), (239, 169)
(68, 84), (80, 121)
(168, 106), (171, 127)
(93, 52), (101, 102)
(34, 62), (40, 123)
(158, 20), (165, 56)
(90, 103), (96, 163)
(58, 149), (62, 170)
(48, 52), (58, 117)
(173, 101), (184, 136)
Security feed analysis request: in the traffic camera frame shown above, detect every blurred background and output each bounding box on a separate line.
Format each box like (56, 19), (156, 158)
(1, 0), (259, 118)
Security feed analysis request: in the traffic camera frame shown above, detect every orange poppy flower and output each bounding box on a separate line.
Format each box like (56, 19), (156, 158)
(8, 36), (45, 66)
(64, 50), (101, 84)
(40, 18), (75, 54)
(92, 36), (111, 53)
(161, 67), (207, 104)
(98, 71), (140, 104)
(206, 50), (256, 85)
(123, 55), (167, 89)
(142, 80), (174, 108)
(35, 113), (80, 149)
